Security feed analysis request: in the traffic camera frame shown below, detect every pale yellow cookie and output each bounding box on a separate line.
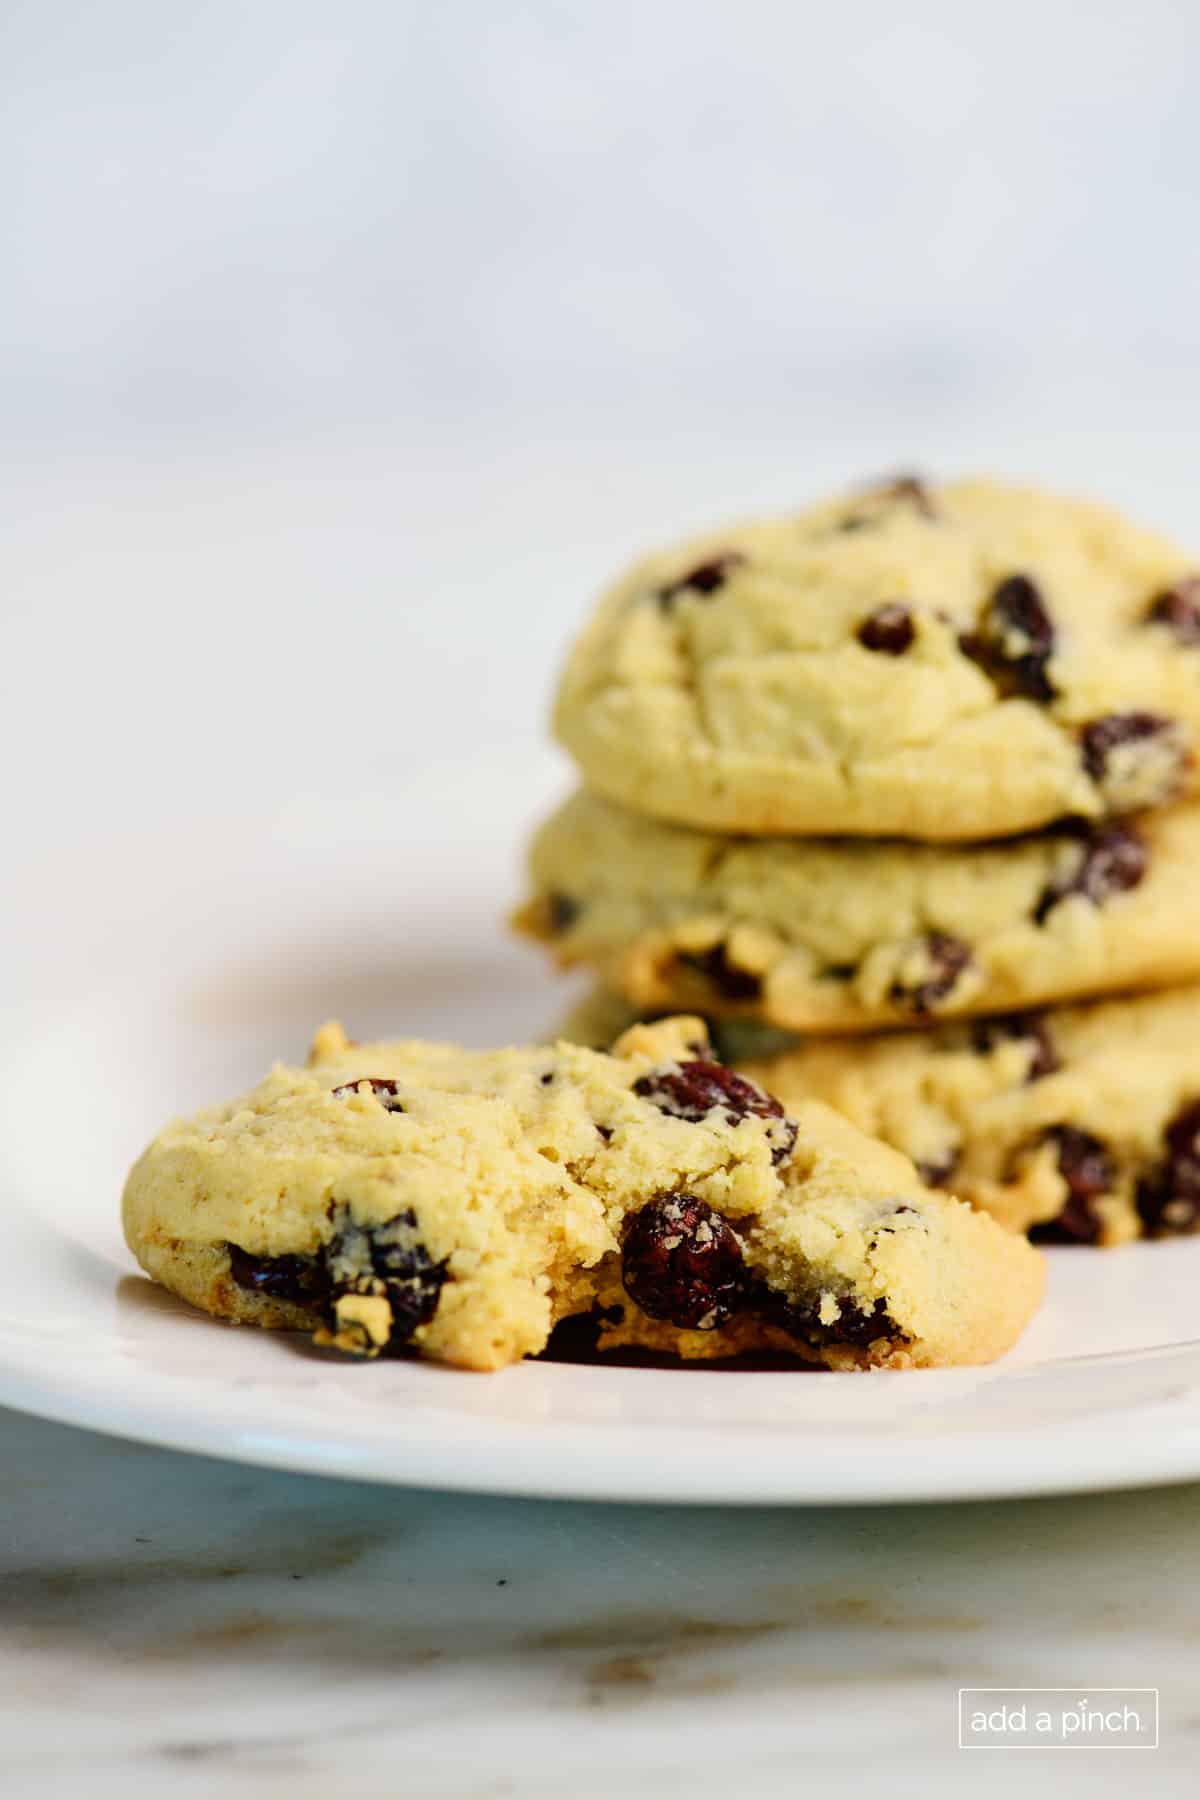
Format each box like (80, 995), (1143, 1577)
(553, 476), (1200, 840)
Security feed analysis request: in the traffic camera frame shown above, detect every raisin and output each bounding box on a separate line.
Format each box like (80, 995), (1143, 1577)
(677, 942), (762, 1002)
(227, 1244), (329, 1306)
(621, 1194), (749, 1330)
(1079, 711), (1188, 810)
(1147, 577), (1200, 645)
(1136, 1099), (1200, 1236)
(657, 552), (745, 609)
(1030, 1127), (1115, 1245)
(970, 1012), (1060, 1081)
(634, 1059), (798, 1164)
(545, 891), (580, 934)
(1034, 822), (1147, 923)
(1081, 711), (1171, 783)
(857, 603), (915, 654)
(756, 1285), (906, 1350)
(330, 1077), (405, 1110)
(322, 1208), (446, 1351)
(916, 1149), (960, 1189)
(891, 933), (973, 1015)
(961, 574), (1056, 702)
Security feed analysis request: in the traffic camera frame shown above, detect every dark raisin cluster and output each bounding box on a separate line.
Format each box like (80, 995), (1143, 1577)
(960, 574), (1056, 702)
(1137, 1099), (1200, 1237)
(225, 1244), (330, 1305)
(633, 1058), (798, 1164)
(755, 1284), (904, 1350)
(857, 603), (915, 655)
(1147, 577), (1200, 645)
(1079, 711), (1188, 806)
(890, 933), (974, 1015)
(970, 1012), (1060, 1081)
(323, 1207), (446, 1348)
(657, 552), (745, 610)
(619, 1193), (906, 1350)
(1080, 711), (1174, 783)
(620, 1194), (748, 1330)
(544, 891), (580, 935)
(915, 1149), (960, 1189)
(1029, 1126), (1116, 1245)
(1034, 822), (1147, 924)
(676, 941), (763, 1002)
(228, 1206), (446, 1354)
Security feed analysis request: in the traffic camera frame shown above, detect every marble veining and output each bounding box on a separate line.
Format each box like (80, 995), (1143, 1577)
(1, 1406), (1199, 1797)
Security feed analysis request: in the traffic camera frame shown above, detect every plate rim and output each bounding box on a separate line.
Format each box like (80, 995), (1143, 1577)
(5, 1267), (1200, 1506)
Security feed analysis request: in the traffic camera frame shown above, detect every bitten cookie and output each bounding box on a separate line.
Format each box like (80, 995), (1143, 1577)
(518, 788), (1200, 1032)
(558, 986), (1200, 1250)
(122, 1019), (1043, 1371)
(553, 475), (1200, 840)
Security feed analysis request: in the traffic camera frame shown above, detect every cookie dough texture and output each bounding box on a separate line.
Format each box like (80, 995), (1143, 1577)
(122, 1019), (1043, 1372)
(519, 789), (1200, 1032)
(558, 986), (1200, 1249)
(740, 986), (1200, 1248)
(553, 477), (1200, 840)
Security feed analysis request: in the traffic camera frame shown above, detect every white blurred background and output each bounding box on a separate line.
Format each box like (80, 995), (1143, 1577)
(5, 0), (1200, 1038)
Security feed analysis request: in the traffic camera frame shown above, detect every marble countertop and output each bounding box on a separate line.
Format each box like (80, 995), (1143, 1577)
(2, 1405), (1197, 1798)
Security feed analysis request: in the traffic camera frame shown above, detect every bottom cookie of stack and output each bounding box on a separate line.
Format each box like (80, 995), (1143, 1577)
(558, 985), (1200, 1248)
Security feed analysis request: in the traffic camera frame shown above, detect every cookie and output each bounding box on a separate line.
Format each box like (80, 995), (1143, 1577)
(559, 986), (1200, 1249)
(122, 1018), (1043, 1371)
(518, 788), (1200, 1032)
(553, 476), (1200, 840)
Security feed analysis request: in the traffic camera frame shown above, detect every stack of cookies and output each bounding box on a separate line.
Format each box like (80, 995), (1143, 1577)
(517, 475), (1200, 1248)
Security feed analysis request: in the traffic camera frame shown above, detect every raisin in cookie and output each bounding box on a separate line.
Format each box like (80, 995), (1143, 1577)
(122, 1019), (1043, 1371)
(518, 788), (1200, 1032)
(553, 476), (1200, 840)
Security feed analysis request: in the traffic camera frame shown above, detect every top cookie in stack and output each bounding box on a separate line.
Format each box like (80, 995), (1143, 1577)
(552, 474), (1200, 841)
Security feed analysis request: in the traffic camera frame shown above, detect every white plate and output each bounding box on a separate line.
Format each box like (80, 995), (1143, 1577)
(5, 816), (1200, 1506)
